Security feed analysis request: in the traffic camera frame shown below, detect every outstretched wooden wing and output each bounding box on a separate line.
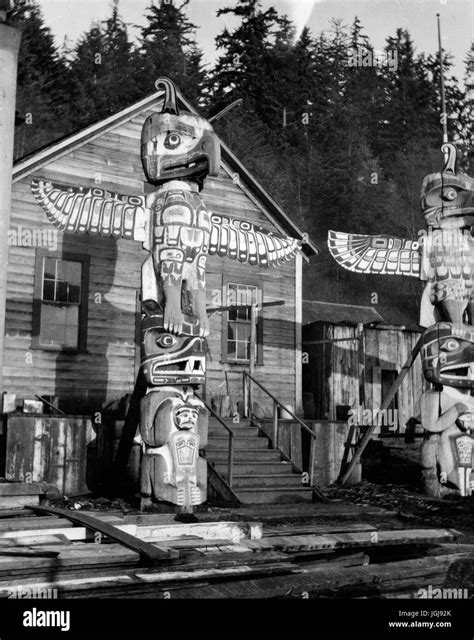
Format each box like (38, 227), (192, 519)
(208, 214), (301, 267)
(328, 230), (420, 277)
(31, 179), (148, 242)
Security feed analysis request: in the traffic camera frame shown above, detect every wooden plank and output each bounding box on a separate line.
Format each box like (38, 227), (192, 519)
(0, 562), (297, 597)
(162, 553), (467, 599)
(25, 505), (178, 563)
(0, 534), (71, 547)
(139, 538), (245, 550)
(0, 527), (89, 541)
(0, 545), (140, 577)
(241, 529), (459, 553)
(263, 523), (377, 537)
(130, 521), (263, 543)
(0, 548), (59, 558)
(0, 549), (289, 590)
(0, 509), (47, 519)
(0, 495), (40, 510)
(0, 482), (54, 496)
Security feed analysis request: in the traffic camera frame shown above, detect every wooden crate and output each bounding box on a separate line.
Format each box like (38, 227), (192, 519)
(5, 414), (96, 496)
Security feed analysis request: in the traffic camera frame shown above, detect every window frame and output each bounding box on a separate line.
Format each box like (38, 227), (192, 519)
(221, 275), (264, 365)
(32, 250), (90, 353)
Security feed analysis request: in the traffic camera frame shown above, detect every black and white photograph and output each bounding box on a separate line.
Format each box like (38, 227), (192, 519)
(0, 0), (473, 635)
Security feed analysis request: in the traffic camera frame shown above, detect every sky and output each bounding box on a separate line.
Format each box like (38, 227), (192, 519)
(38, 0), (474, 81)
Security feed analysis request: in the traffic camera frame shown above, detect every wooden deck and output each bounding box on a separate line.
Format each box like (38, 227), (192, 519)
(0, 492), (471, 599)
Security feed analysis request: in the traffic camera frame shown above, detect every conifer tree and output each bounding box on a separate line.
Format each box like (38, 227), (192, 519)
(10, 0), (70, 158)
(68, 2), (141, 128)
(138, 0), (206, 105)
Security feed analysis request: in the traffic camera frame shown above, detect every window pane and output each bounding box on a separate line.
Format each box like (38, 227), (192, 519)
(228, 341), (236, 359)
(43, 258), (56, 281)
(236, 307), (248, 320)
(56, 260), (69, 282)
(237, 342), (247, 360)
(65, 305), (79, 326)
(227, 283), (237, 306)
(236, 323), (250, 343)
(42, 304), (67, 325)
(40, 305), (67, 345)
(56, 280), (68, 303)
(238, 288), (252, 307)
(65, 326), (79, 348)
(68, 284), (81, 304)
(43, 279), (55, 301)
(68, 262), (82, 286)
(228, 323), (235, 340)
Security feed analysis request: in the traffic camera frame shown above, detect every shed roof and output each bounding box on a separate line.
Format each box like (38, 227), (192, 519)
(303, 300), (385, 326)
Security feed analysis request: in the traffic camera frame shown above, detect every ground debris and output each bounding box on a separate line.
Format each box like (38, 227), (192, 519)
(325, 481), (474, 536)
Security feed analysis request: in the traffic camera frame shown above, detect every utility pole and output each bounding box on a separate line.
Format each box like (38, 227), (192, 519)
(0, 1), (21, 393)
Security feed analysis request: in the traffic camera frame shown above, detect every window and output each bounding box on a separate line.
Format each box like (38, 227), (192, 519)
(33, 252), (89, 351)
(222, 281), (263, 364)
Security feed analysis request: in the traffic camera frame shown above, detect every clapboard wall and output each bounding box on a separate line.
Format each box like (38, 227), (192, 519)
(302, 322), (424, 433)
(6, 105), (297, 413)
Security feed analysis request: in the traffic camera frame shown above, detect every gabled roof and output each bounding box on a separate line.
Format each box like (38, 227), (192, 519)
(13, 89), (318, 258)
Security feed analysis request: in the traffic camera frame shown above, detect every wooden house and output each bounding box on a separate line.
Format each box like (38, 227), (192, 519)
(302, 301), (424, 435)
(7, 89), (317, 422)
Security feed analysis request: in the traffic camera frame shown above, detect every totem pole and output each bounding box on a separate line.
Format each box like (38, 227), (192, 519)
(31, 78), (301, 511)
(328, 142), (474, 497)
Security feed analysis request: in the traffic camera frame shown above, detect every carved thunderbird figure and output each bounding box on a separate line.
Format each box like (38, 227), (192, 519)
(31, 78), (300, 338)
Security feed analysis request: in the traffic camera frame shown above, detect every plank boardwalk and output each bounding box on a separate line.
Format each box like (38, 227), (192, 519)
(0, 505), (468, 598)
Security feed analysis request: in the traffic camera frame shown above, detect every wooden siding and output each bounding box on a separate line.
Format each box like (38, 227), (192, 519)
(303, 323), (424, 433)
(5, 415), (95, 495)
(309, 421), (361, 486)
(6, 110), (297, 413)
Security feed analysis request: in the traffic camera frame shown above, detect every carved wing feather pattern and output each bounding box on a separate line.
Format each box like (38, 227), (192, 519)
(328, 230), (420, 277)
(31, 179), (148, 242)
(208, 214), (301, 267)
(31, 180), (302, 266)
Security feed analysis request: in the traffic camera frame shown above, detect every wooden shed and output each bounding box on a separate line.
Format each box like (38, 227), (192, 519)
(302, 301), (424, 435)
(6, 88), (316, 420)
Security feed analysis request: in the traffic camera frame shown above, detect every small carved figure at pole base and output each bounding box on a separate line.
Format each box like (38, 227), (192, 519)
(139, 386), (207, 512)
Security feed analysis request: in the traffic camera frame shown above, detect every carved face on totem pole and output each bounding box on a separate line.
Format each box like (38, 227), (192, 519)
(421, 322), (474, 390)
(421, 159), (474, 229)
(141, 80), (220, 190)
(140, 312), (206, 387)
(328, 142), (474, 496)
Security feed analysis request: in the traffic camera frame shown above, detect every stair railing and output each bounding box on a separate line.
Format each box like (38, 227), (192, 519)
(195, 393), (234, 488)
(242, 371), (325, 501)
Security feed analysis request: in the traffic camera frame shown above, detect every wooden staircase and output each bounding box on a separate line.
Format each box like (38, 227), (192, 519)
(205, 417), (314, 504)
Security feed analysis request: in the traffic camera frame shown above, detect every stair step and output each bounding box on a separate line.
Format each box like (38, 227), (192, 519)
(231, 474), (305, 488)
(208, 427), (258, 438)
(213, 461), (293, 475)
(205, 449), (282, 463)
(208, 418), (252, 428)
(235, 487), (314, 504)
(206, 437), (269, 450)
